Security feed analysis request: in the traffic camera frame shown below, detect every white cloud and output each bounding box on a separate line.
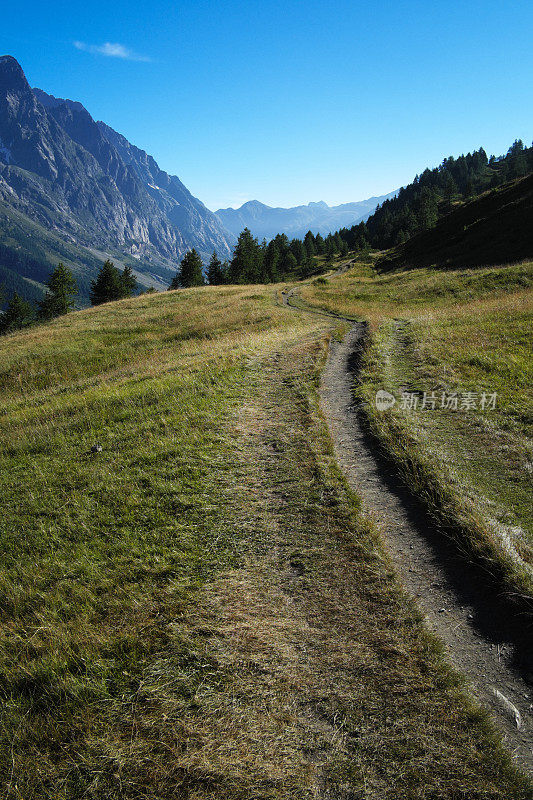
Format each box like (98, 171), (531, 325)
(73, 41), (151, 62)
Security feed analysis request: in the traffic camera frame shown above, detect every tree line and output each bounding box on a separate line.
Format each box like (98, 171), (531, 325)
(334, 139), (533, 252)
(0, 259), (140, 335)
(4, 137), (530, 327)
(168, 227), (350, 288)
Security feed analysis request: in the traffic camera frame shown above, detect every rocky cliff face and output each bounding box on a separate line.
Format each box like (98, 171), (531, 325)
(97, 120), (232, 257)
(0, 56), (233, 283)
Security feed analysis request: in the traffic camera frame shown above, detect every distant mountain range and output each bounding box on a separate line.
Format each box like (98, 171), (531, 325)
(0, 55), (234, 303)
(215, 193), (397, 241)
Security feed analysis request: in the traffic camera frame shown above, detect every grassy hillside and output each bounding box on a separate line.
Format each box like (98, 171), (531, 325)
(300, 260), (533, 599)
(378, 174), (533, 271)
(0, 285), (528, 797)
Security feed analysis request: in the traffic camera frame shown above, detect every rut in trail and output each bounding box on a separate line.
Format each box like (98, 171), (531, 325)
(281, 289), (533, 774)
(320, 323), (533, 773)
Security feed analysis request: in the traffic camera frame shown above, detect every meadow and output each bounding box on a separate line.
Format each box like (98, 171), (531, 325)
(0, 281), (529, 797)
(300, 260), (533, 599)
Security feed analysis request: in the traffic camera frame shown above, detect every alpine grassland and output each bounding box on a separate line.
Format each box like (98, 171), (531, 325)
(0, 282), (530, 797)
(300, 259), (533, 601)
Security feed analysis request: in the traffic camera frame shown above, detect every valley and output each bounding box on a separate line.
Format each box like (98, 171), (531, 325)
(0, 40), (532, 800)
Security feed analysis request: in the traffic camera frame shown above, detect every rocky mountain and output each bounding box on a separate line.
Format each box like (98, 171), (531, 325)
(0, 55), (234, 303)
(215, 193), (397, 241)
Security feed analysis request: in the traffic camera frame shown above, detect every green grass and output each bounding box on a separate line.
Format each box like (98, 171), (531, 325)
(0, 283), (529, 797)
(0, 286), (321, 796)
(299, 258), (533, 600)
(300, 259), (533, 323)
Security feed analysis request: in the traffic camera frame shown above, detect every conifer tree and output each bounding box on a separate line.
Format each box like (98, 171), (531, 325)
(289, 238), (307, 266)
(281, 251), (298, 274)
(443, 171), (458, 204)
(325, 236), (336, 260)
(120, 265), (138, 297)
(228, 229), (263, 284)
(168, 272), (181, 290)
(39, 263), (77, 319)
(207, 251), (225, 285)
(170, 249), (205, 288)
(273, 233), (290, 253)
(263, 240), (281, 282)
(508, 139), (528, 178)
(90, 260), (123, 305)
(355, 234), (370, 253)
(314, 233), (326, 255)
(0, 292), (33, 334)
(418, 187), (438, 227)
(304, 230), (316, 258)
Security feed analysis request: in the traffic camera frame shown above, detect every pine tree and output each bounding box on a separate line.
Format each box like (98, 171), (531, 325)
(464, 178), (474, 198)
(443, 171), (458, 204)
(304, 230), (316, 258)
(263, 241), (281, 282)
(90, 260), (123, 305)
(39, 263), (77, 319)
(355, 234), (369, 253)
(207, 251), (225, 285)
(289, 239), (307, 266)
(418, 187), (438, 227)
(0, 292), (33, 334)
(314, 233), (326, 255)
(120, 265), (138, 297)
(171, 249), (205, 288)
(168, 272), (181, 290)
(508, 139), (528, 178)
(325, 235), (336, 260)
(280, 251), (298, 274)
(228, 229), (263, 284)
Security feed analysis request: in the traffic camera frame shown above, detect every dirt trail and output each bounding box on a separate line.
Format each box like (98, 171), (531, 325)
(283, 288), (533, 774)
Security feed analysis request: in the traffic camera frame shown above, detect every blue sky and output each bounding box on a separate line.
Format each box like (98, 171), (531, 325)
(2, 0), (532, 209)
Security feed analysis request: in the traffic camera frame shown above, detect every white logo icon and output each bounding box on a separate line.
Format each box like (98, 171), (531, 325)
(375, 390), (396, 411)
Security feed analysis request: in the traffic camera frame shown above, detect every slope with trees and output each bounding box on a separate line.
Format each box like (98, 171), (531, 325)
(379, 172), (533, 271)
(336, 140), (533, 256)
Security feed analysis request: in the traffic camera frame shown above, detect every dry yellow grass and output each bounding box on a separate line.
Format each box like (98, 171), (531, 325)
(0, 282), (529, 797)
(297, 258), (533, 599)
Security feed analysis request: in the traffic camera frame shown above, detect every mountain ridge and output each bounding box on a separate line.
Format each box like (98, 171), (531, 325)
(215, 191), (397, 241)
(0, 55), (234, 303)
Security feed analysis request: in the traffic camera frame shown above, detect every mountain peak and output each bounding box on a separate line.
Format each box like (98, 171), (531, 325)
(215, 191), (397, 240)
(242, 200), (267, 210)
(0, 55), (30, 95)
(33, 88), (87, 115)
